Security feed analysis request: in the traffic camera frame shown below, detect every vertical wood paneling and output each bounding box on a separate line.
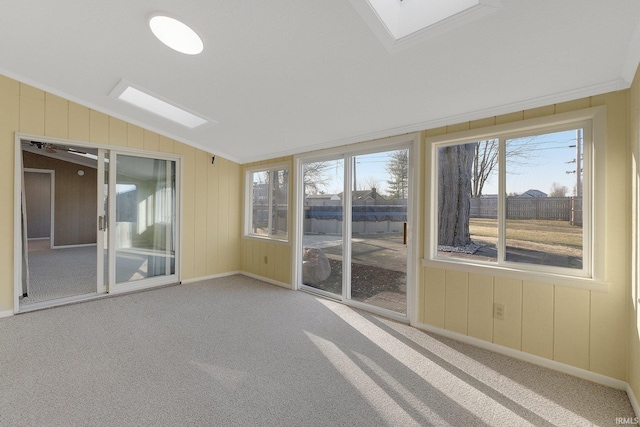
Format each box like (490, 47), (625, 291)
(44, 93), (68, 139)
(555, 98), (591, 114)
(467, 273), (494, 342)
(19, 84), (45, 135)
(423, 266), (446, 328)
(554, 286), (590, 369)
(126, 124), (143, 149)
(158, 135), (174, 153)
(175, 142), (196, 279)
(207, 153), (220, 274)
(228, 162), (241, 271)
(217, 157), (230, 273)
(521, 281), (554, 359)
(89, 110), (109, 144)
(68, 102), (89, 141)
(143, 130), (159, 152)
(495, 111), (523, 125)
(444, 269), (468, 334)
(108, 117), (127, 147)
(267, 241), (276, 279)
(0, 76), (19, 310)
(193, 150), (208, 277)
(523, 105), (555, 120)
(493, 277), (522, 350)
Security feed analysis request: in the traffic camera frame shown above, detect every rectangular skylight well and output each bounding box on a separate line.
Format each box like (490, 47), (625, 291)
(350, 0), (500, 52)
(110, 80), (212, 130)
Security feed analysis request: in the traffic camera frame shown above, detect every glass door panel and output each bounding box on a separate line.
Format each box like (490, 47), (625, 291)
(111, 154), (176, 286)
(350, 149), (408, 314)
(301, 158), (344, 297)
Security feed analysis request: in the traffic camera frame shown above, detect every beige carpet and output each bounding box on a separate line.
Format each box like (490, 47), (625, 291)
(1, 275), (635, 426)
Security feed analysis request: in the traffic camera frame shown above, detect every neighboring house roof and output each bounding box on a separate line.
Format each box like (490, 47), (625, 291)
(517, 189), (547, 198)
(339, 188), (387, 201)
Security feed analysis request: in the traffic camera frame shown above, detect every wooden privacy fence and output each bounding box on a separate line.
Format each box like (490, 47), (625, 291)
(470, 197), (583, 225)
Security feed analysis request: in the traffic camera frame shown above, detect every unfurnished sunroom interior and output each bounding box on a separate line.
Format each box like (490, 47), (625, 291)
(2, 0), (640, 424)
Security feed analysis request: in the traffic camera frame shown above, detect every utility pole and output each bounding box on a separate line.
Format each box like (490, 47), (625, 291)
(576, 129), (582, 197)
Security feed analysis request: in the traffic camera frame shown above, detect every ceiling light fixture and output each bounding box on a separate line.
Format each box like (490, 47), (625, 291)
(149, 13), (203, 55)
(110, 80), (214, 130)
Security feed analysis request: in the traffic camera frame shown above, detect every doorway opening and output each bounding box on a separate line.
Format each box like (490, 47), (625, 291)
(15, 136), (181, 312)
(296, 134), (418, 321)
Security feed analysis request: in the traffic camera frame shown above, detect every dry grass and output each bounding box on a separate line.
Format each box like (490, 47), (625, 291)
(470, 218), (582, 248)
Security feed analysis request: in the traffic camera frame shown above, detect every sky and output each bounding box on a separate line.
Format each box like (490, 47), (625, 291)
(305, 127), (583, 198)
(483, 128), (583, 196)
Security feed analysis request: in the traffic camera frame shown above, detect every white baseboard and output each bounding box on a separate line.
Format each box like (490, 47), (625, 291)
(627, 383), (640, 418)
(181, 271), (241, 285)
(0, 309), (14, 319)
(240, 271), (293, 290)
(412, 321), (628, 391)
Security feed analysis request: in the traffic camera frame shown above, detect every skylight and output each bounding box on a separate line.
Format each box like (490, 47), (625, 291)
(350, 0), (501, 52)
(149, 13), (203, 55)
(110, 80), (213, 130)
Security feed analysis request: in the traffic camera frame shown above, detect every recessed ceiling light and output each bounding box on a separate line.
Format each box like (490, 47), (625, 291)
(149, 13), (203, 55)
(110, 80), (214, 130)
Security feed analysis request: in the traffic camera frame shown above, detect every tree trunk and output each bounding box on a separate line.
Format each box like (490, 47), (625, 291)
(438, 144), (475, 247)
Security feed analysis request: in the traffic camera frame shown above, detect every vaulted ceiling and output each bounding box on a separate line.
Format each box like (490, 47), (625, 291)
(1, 1), (639, 163)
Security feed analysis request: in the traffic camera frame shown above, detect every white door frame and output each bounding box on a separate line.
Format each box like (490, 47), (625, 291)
(13, 133), (183, 313)
(293, 133), (420, 323)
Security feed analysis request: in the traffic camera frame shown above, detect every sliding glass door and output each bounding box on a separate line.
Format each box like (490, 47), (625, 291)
(106, 152), (178, 292)
(301, 158), (344, 298)
(298, 142), (413, 318)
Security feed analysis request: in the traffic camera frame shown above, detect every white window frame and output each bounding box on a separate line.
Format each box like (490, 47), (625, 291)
(244, 161), (290, 242)
(423, 107), (607, 291)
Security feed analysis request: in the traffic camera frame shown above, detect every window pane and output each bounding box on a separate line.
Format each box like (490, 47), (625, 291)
(271, 169), (288, 239)
(251, 171), (269, 236)
(505, 129), (583, 269)
(302, 159), (343, 296)
(250, 168), (289, 239)
(437, 140), (498, 262)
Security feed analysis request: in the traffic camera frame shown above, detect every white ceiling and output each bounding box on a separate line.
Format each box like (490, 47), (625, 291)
(1, 1), (639, 164)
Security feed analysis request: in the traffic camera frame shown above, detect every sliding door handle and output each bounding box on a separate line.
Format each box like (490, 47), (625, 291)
(98, 216), (106, 231)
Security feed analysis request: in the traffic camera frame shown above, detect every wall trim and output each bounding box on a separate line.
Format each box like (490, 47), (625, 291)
(240, 272), (293, 290)
(180, 271), (241, 285)
(412, 321), (628, 391)
(0, 310), (14, 319)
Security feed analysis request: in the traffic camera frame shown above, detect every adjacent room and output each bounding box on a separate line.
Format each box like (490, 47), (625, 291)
(1, 1), (640, 425)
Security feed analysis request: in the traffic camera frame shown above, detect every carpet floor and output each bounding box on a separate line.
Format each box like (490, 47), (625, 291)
(0, 275), (635, 426)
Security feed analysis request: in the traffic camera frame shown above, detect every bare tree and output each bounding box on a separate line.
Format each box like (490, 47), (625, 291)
(358, 176), (381, 192)
(386, 149), (408, 199)
(303, 161), (332, 195)
(549, 182), (568, 197)
(438, 144), (475, 246)
(472, 139), (498, 197)
(471, 137), (538, 197)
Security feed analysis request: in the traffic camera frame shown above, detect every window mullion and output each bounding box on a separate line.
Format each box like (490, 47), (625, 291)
(498, 137), (506, 264)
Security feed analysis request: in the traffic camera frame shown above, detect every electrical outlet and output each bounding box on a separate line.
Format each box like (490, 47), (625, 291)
(264, 256), (268, 264)
(493, 303), (505, 320)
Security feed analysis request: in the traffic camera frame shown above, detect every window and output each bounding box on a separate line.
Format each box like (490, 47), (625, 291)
(429, 108), (605, 283)
(245, 164), (289, 240)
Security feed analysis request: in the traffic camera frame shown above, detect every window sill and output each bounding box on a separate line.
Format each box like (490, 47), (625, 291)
(421, 258), (608, 292)
(243, 234), (291, 246)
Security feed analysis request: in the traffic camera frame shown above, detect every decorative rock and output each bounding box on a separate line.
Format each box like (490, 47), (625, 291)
(302, 247), (331, 284)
